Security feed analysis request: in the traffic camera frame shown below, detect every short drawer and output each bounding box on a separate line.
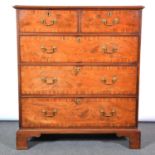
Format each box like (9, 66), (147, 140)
(21, 98), (136, 128)
(19, 10), (78, 32)
(21, 66), (137, 95)
(81, 10), (140, 32)
(20, 36), (138, 63)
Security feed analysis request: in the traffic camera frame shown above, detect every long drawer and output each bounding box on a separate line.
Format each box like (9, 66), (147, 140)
(21, 66), (137, 95)
(81, 10), (140, 32)
(20, 36), (138, 63)
(18, 10), (78, 32)
(21, 98), (136, 128)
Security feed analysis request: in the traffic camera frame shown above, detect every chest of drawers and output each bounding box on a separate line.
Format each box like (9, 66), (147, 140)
(14, 5), (144, 149)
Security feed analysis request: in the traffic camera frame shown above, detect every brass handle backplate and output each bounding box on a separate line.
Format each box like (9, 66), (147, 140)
(41, 77), (57, 85)
(101, 76), (117, 85)
(101, 18), (119, 26)
(42, 109), (58, 117)
(41, 46), (57, 54)
(100, 109), (116, 117)
(102, 45), (118, 54)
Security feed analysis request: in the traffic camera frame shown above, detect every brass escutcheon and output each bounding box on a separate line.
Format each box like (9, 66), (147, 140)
(107, 12), (112, 17)
(76, 37), (81, 43)
(73, 66), (81, 76)
(74, 98), (81, 105)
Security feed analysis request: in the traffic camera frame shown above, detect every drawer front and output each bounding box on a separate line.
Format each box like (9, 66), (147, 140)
(19, 10), (78, 32)
(21, 66), (137, 95)
(20, 36), (138, 63)
(81, 10), (140, 32)
(21, 98), (136, 128)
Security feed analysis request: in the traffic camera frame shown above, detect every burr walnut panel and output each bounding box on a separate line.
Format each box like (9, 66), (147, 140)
(21, 66), (137, 95)
(19, 10), (78, 32)
(21, 98), (136, 128)
(81, 10), (140, 32)
(20, 36), (138, 63)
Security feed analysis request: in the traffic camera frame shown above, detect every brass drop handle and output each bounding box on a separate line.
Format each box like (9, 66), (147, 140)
(102, 45), (118, 54)
(101, 76), (117, 85)
(40, 18), (57, 26)
(41, 77), (57, 85)
(73, 66), (81, 76)
(101, 18), (119, 26)
(41, 46), (57, 54)
(74, 98), (81, 105)
(100, 109), (116, 117)
(42, 109), (58, 117)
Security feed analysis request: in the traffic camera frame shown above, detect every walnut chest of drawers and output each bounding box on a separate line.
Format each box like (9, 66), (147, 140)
(14, 5), (144, 149)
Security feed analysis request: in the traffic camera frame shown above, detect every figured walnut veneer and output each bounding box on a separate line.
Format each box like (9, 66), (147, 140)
(14, 5), (144, 150)
(21, 98), (136, 128)
(20, 36), (138, 63)
(81, 10), (140, 32)
(19, 10), (78, 32)
(21, 66), (137, 95)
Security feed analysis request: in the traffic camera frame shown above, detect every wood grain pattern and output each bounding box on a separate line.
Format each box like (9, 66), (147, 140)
(21, 66), (137, 95)
(19, 10), (78, 32)
(81, 10), (140, 32)
(21, 98), (136, 128)
(20, 36), (138, 63)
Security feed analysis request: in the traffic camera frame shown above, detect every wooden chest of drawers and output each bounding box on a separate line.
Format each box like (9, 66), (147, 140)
(14, 5), (144, 149)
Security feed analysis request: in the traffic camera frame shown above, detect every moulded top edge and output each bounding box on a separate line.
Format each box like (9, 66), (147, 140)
(13, 5), (144, 10)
